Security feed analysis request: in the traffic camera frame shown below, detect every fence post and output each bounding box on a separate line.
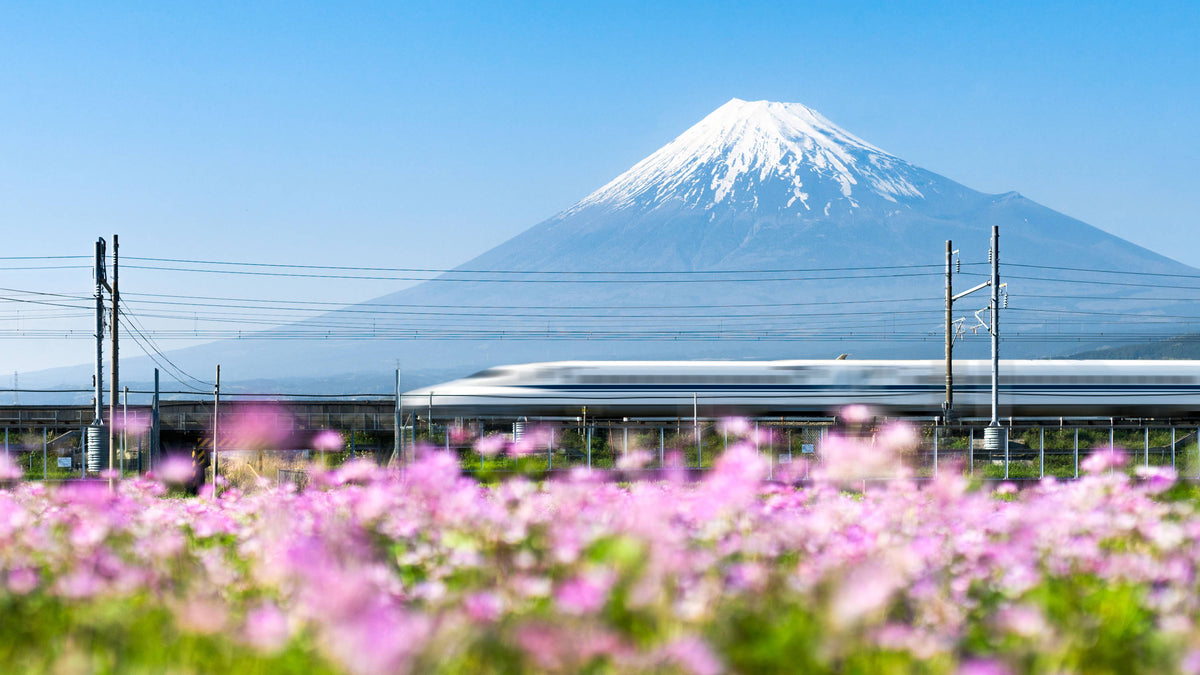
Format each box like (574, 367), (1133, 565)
(586, 427), (592, 469)
(969, 427), (974, 476)
(1073, 428), (1079, 479)
(43, 428), (47, 480)
(768, 423), (774, 480)
(1004, 426), (1010, 480)
(1171, 427), (1176, 470)
(933, 427), (939, 477)
(1039, 427), (1044, 478)
(1144, 427), (1149, 467)
(659, 427), (664, 469)
(1109, 425), (1115, 477)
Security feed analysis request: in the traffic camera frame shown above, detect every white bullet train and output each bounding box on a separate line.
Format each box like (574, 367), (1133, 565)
(402, 360), (1200, 419)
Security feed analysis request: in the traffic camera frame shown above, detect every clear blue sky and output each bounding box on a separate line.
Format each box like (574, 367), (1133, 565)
(2, 1), (1198, 372)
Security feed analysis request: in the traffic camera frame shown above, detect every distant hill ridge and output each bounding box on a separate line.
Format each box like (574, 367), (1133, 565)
(1069, 336), (1200, 360)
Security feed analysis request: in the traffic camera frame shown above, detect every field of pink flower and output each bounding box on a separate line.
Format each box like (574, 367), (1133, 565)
(1, 423), (1199, 674)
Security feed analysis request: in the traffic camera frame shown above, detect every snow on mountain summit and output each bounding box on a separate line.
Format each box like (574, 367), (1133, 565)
(566, 98), (935, 217)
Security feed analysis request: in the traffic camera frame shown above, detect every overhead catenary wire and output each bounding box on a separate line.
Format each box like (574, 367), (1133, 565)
(118, 306), (214, 392)
(10, 250), (1200, 356)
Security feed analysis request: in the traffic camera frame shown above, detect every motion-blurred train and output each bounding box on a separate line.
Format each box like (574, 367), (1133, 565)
(402, 360), (1200, 419)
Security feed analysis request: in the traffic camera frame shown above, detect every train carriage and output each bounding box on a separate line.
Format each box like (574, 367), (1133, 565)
(402, 360), (1200, 419)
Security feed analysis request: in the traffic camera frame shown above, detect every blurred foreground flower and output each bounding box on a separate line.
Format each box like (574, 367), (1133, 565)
(156, 455), (195, 485)
(0, 435), (1195, 674)
(0, 455), (24, 481)
(312, 430), (344, 453)
(1081, 445), (1127, 474)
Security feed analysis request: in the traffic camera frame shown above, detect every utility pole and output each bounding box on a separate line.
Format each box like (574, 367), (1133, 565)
(945, 227), (1006, 448)
(93, 238), (106, 426)
(121, 385), (128, 476)
(212, 364), (220, 497)
(391, 369), (403, 467)
(989, 225), (1001, 429)
(89, 237), (110, 475)
(150, 368), (160, 472)
(109, 234), (119, 482)
(944, 240), (953, 422)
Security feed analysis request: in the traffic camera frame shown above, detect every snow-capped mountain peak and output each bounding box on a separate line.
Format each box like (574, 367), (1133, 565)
(566, 98), (933, 217)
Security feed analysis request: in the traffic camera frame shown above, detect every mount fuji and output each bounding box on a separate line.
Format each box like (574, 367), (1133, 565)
(473, 98), (1177, 274)
(26, 99), (1200, 395)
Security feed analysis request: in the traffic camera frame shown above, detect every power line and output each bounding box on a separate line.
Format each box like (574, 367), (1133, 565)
(120, 290), (940, 311)
(127, 255), (952, 275)
(0, 256), (89, 261)
(1009, 262), (1200, 279)
(0, 265), (90, 271)
(118, 306), (214, 392)
(1005, 274), (1200, 292)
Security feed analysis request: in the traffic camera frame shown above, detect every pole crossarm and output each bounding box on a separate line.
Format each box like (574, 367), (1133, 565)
(952, 280), (991, 302)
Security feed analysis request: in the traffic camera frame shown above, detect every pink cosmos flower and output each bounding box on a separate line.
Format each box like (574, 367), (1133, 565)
(510, 427), (552, 457)
(616, 449), (653, 471)
(1134, 465), (1176, 493)
(830, 560), (903, 626)
(816, 431), (906, 482)
(957, 659), (1013, 675)
(555, 574), (611, 615)
(995, 603), (1046, 638)
(0, 455), (23, 481)
(516, 625), (564, 670)
(243, 602), (290, 652)
(841, 404), (874, 425)
(312, 429), (343, 452)
(1181, 649), (1200, 675)
(1081, 446), (1127, 474)
(448, 425), (474, 445)
(474, 434), (507, 457)
(661, 636), (722, 675)
(156, 455), (195, 485)
(464, 591), (504, 623)
(112, 414), (151, 435)
(717, 417), (751, 436)
(7, 567), (37, 594)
